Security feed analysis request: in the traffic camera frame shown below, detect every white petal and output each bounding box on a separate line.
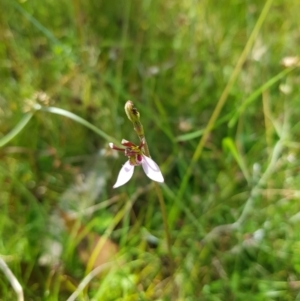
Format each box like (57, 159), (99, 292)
(113, 161), (134, 188)
(141, 156), (164, 183)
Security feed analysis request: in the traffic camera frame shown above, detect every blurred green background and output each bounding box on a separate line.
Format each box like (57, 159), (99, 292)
(1, 0), (300, 300)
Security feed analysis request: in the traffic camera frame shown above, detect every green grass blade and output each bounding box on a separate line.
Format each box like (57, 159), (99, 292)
(228, 66), (296, 128)
(11, 1), (60, 45)
(40, 106), (118, 144)
(222, 137), (250, 184)
(176, 113), (233, 142)
(0, 112), (34, 148)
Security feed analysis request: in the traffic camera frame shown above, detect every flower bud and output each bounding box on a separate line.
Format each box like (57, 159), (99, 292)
(125, 100), (140, 123)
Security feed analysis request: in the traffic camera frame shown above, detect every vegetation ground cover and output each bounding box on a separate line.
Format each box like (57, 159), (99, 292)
(1, 0), (300, 300)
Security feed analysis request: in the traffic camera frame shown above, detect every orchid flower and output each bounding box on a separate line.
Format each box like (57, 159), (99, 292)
(109, 139), (164, 188)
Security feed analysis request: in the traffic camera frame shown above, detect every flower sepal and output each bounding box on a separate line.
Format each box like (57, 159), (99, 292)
(109, 139), (164, 188)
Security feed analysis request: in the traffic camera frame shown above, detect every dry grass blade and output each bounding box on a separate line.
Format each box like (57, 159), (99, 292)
(0, 257), (24, 301)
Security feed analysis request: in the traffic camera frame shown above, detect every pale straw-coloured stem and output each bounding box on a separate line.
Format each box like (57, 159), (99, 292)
(0, 257), (24, 301)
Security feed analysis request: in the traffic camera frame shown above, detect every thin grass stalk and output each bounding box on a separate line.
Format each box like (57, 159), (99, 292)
(170, 0), (275, 227)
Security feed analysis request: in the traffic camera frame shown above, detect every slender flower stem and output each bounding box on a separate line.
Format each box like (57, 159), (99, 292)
(124, 101), (151, 156)
(124, 100), (174, 271)
(153, 182), (173, 264)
